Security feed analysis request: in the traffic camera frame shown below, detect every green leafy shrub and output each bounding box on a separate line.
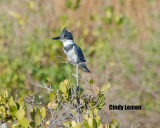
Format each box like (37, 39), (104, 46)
(0, 78), (119, 128)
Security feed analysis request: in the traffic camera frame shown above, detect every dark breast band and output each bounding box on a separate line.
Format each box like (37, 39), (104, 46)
(63, 44), (75, 53)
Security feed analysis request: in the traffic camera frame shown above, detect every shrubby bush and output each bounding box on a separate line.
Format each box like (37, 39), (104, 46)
(0, 76), (119, 128)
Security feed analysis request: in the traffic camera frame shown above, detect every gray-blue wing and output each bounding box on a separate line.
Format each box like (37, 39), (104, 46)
(74, 45), (86, 63)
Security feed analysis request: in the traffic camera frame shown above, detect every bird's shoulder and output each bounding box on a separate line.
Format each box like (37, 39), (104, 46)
(73, 44), (86, 62)
(73, 44), (82, 51)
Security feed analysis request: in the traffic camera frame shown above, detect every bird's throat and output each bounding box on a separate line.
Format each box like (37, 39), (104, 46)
(62, 40), (75, 47)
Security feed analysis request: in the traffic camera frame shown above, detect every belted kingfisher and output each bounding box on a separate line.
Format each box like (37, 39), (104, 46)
(52, 28), (91, 73)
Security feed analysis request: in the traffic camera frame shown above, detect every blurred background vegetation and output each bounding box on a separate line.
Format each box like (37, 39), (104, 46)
(0, 0), (160, 127)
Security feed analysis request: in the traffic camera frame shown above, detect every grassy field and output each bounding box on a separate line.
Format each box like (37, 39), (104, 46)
(0, 0), (160, 127)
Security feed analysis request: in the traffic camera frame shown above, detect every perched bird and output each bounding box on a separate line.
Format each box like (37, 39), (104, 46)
(52, 28), (91, 73)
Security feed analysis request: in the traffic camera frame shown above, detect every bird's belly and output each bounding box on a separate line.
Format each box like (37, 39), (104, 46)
(66, 49), (77, 63)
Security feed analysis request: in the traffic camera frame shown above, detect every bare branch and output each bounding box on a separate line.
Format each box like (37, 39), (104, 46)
(30, 81), (54, 93)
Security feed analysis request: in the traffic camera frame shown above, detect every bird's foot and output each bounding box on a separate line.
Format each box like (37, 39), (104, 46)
(69, 61), (76, 66)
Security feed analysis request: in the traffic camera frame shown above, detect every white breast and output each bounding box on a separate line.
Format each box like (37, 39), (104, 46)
(66, 46), (77, 63)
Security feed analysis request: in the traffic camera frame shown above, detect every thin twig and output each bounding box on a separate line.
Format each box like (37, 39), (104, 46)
(30, 82), (54, 93)
(76, 64), (80, 122)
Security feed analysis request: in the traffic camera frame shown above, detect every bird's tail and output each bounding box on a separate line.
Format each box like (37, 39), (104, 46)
(80, 63), (91, 73)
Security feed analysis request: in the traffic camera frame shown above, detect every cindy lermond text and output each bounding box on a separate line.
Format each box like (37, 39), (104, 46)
(109, 104), (142, 110)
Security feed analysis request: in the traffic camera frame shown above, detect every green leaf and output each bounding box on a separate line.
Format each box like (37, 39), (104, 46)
(41, 107), (46, 121)
(15, 108), (25, 120)
(71, 110), (76, 116)
(89, 79), (94, 85)
(88, 118), (93, 127)
(83, 121), (90, 128)
(110, 118), (119, 128)
(9, 97), (17, 107)
(30, 122), (35, 127)
(12, 123), (20, 128)
(0, 106), (5, 115)
(101, 83), (111, 93)
(97, 94), (105, 109)
(20, 117), (29, 128)
(95, 116), (100, 125)
(59, 82), (67, 93)
(49, 91), (56, 100)
(93, 119), (97, 128)
(30, 108), (36, 120)
(98, 124), (103, 128)
(5, 90), (8, 98)
(18, 97), (24, 106)
(94, 108), (98, 116)
(35, 109), (41, 126)
(72, 121), (76, 127)
(97, 103), (105, 109)
(97, 96), (105, 109)
(75, 122), (81, 128)
(10, 105), (17, 117)
(63, 121), (70, 127)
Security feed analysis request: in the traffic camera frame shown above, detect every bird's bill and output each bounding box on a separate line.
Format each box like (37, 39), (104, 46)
(52, 36), (61, 40)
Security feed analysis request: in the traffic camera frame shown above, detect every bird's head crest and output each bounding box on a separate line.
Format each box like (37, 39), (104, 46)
(60, 28), (73, 40)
